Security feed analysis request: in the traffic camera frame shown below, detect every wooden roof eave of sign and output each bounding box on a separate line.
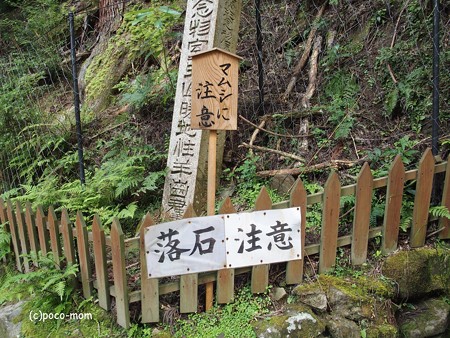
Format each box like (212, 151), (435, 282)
(191, 47), (243, 61)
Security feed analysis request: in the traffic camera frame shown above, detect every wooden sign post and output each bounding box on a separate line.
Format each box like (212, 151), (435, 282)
(162, 0), (242, 220)
(191, 48), (241, 309)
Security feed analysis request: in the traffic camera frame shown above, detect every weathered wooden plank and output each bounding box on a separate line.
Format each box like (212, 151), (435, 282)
(319, 172), (341, 274)
(0, 199), (7, 226)
(439, 156), (450, 239)
(111, 218), (130, 328)
(140, 213), (159, 323)
(217, 197), (236, 303)
(15, 201), (30, 272)
(60, 208), (76, 265)
(411, 149), (435, 247)
(381, 155), (405, 254)
(251, 186), (272, 293)
(153, 227), (384, 297)
(270, 160), (448, 209)
(75, 211), (92, 299)
(351, 163), (373, 265)
(25, 202), (40, 267)
(286, 178), (306, 284)
(6, 200), (22, 271)
(35, 206), (50, 257)
(92, 214), (111, 311)
(47, 206), (62, 267)
(180, 205), (199, 313)
(123, 159), (448, 253)
(0, 199), (9, 263)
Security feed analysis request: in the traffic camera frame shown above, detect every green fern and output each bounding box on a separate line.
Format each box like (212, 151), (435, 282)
(370, 202), (386, 227)
(0, 252), (79, 305)
(340, 195), (356, 208)
(400, 200), (414, 232)
(0, 222), (11, 260)
(3, 127), (167, 230)
(323, 71), (359, 140)
(429, 206), (450, 220)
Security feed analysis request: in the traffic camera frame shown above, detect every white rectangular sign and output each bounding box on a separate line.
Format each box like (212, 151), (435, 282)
(145, 207), (301, 278)
(225, 208), (301, 268)
(145, 215), (226, 278)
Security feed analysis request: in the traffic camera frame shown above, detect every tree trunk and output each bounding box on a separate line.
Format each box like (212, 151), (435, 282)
(98, 0), (125, 32)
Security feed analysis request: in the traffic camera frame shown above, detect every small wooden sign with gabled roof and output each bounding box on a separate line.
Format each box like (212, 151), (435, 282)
(191, 48), (242, 131)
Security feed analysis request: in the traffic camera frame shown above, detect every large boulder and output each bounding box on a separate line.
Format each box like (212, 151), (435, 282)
(0, 301), (24, 338)
(293, 275), (394, 322)
(326, 315), (360, 338)
(252, 304), (326, 337)
(397, 297), (450, 338)
(382, 248), (450, 300)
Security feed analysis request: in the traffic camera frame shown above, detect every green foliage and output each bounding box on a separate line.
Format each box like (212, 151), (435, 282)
(300, 180), (323, 231)
(367, 135), (419, 177)
(0, 0), (67, 49)
(116, 67), (177, 110)
(372, 0), (450, 131)
(120, 6), (181, 60)
(227, 155), (264, 207)
(85, 4), (181, 110)
(322, 71), (359, 140)
(0, 71), (45, 130)
(20, 291), (126, 338)
(0, 222), (11, 260)
(174, 286), (271, 338)
(0, 252), (78, 310)
(331, 248), (364, 278)
(4, 127), (167, 231)
(400, 199), (414, 233)
(370, 197), (386, 227)
(429, 206), (450, 220)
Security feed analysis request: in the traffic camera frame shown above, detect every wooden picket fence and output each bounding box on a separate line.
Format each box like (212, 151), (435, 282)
(1, 148), (449, 328)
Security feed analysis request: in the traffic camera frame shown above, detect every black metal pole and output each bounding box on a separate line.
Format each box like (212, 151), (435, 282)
(432, 0), (440, 156)
(255, 0), (264, 116)
(69, 12), (86, 185)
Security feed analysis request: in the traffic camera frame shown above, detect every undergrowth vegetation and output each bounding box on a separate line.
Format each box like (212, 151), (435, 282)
(126, 286), (272, 338)
(173, 287), (271, 338)
(0, 0), (449, 335)
(4, 125), (167, 233)
(0, 253), (78, 309)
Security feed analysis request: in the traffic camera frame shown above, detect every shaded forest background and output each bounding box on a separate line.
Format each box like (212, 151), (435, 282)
(0, 0), (449, 236)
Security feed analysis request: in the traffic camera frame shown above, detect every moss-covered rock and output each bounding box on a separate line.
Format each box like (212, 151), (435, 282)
(366, 323), (398, 338)
(326, 315), (360, 338)
(252, 303), (326, 337)
(293, 275), (394, 322)
(20, 298), (126, 337)
(398, 297), (450, 338)
(382, 248), (450, 300)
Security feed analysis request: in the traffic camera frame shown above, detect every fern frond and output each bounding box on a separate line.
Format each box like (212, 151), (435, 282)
(340, 195), (356, 208)
(429, 206), (450, 219)
(52, 281), (67, 300)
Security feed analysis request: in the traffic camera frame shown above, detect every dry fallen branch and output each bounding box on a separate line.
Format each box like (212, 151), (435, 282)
(283, 5), (326, 100)
(301, 35), (322, 108)
(249, 118), (266, 156)
(256, 158), (367, 177)
(387, 0), (410, 84)
(240, 143), (305, 163)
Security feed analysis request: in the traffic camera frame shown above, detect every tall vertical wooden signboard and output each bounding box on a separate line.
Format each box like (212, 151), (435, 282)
(191, 48), (240, 309)
(162, 0), (242, 219)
